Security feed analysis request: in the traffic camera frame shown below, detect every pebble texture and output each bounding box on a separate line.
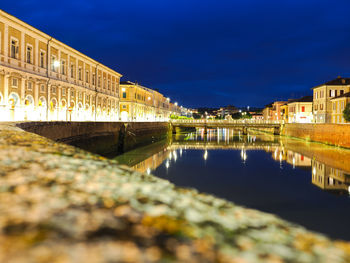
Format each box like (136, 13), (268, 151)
(0, 123), (350, 263)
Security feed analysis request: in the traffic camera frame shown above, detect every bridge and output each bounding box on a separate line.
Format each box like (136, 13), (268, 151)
(170, 119), (283, 135)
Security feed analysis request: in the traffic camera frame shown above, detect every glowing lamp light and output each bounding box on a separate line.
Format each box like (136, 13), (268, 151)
(167, 97), (170, 101)
(148, 96), (151, 100)
(175, 102), (178, 106)
(53, 60), (60, 68)
(122, 88), (126, 92)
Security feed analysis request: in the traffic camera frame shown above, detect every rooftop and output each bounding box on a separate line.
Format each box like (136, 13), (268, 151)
(312, 76), (350, 89)
(288, 96), (313, 103)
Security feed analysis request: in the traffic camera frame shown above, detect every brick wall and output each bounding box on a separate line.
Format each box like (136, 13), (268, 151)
(283, 123), (350, 148)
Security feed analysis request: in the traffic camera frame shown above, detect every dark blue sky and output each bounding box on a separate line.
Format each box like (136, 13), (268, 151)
(3, 0), (350, 108)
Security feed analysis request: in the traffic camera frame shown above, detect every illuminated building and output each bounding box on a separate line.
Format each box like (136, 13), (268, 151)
(330, 92), (350, 124)
(312, 76), (350, 123)
(119, 81), (181, 121)
(0, 10), (184, 123)
(311, 160), (350, 192)
(287, 96), (313, 123)
(0, 10), (122, 122)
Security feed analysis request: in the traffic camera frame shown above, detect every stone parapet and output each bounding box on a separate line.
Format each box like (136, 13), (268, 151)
(0, 123), (350, 262)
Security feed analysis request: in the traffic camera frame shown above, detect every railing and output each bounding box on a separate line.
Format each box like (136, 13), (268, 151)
(170, 119), (283, 125)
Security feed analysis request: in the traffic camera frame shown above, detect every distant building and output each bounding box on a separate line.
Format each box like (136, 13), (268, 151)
(219, 105), (239, 118)
(312, 76), (350, 123)
(287, 96), (313, 123)
(262, 103), (273, 120)
(330, 92), (350, 124)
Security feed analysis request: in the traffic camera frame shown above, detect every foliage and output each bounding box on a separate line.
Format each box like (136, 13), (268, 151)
(170, 114), (192, 120)
(192, 113), (202, 119)
(231, 112), (242, 119)
(343, 103), (350, 122)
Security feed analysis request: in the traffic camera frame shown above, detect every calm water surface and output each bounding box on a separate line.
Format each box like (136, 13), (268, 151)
(115, 129), (350, 240)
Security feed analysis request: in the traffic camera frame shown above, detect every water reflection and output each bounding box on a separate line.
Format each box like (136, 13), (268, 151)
(118, 128), (350, 196)
(115, 128), (350, 239)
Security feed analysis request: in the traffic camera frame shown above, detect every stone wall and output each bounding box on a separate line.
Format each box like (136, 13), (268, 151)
(1, 123), (350, 262)
(282, 123), (350, 148)
(17, 121), (170, 156)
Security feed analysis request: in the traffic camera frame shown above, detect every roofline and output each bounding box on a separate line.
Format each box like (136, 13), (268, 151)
(0, 9), (122, 77)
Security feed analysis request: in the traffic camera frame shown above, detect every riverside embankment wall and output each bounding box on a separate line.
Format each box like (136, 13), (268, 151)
(17, 122), (170, 156)
(282, 123), (350, 148)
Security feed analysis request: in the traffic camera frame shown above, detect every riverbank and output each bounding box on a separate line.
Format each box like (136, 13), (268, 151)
(282, 123), (350, 148)
(17, 121), (170, 156)
(1, 123), (350, 263)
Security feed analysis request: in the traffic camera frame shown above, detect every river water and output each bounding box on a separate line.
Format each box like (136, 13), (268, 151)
(115, 129), (350, 241)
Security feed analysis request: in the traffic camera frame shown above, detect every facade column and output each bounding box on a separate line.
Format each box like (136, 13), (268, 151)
(34, 81), (39, 108)
(67, 87), (71, 121)
(20, 32), (25, 64)
(58, 85), (61, 120)
(57, 49), (61, 75)
(47, 83), (51, 121)
(21, 76), (26, 104)
(35, 39), (39, 69)
(4, 74), (9, 103)
(4, 24), (8, 60)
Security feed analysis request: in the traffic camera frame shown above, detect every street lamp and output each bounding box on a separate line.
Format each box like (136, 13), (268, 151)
(53, 60), (60, 68)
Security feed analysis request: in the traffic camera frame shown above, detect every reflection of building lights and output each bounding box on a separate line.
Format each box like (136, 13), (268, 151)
(165, 160), (170, 169)
(292, 157), (295, 169)
(313, 167), (316, 175)
(203, 150), (208, 160)
(241, 149), (247, 162)
(180, 148), (183, 156)
(146, 168), (151, 175)
(173, 150), (177, 161)
(274, 149), (278, 159)
(169, 152), (172, 160)
(279, 152), (282, 162)
(348, 186), (350, 193)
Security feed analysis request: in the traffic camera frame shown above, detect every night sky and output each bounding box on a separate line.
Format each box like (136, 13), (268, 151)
(3, 0), (350, 108)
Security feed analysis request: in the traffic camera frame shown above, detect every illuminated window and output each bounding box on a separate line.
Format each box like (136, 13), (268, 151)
(51, 55), (57, 72)
(301, 106), (305, 112)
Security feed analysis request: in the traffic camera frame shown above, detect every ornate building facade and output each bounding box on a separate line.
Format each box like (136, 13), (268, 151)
(0, 10), (122, 122)
(0, 10), (182, 122)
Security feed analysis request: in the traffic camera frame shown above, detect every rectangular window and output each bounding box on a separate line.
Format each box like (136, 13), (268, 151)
(70, 63), (74, 78)
(330, 90), (333, 97)
(123, 92), (126, 98)
(51, 55), (56, 72)
(86, 71), (89, 83)
(11, 39), (19, 59)
(340, 90), (344, 95)
(71, 91), (74, 97)
(12, 78), (18, 87)
(52, 86), (56, 94)
(40, 51), (45, 68)
(301, 106), (305, 112)
(40, 84), (45, 93)
(78, 67), (82, 80)
(122, 105), (126, 109)
(61, 60), (66, 75)
(92, 74), (96, 85)
(27, 81), (32, 90)
(108, 80), (110, 90)
(26, 45), (33, 64)
(98, 76), (101, 87)
(62, 87), (66, 95)
(335, 90), (338, 97)
(103, 78), (106, 89)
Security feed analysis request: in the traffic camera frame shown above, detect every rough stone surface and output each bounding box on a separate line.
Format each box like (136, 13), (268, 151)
(1, 123), (350, 263)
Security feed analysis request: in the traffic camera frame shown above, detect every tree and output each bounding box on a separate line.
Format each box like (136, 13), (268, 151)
(343, 103), (350, 122)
